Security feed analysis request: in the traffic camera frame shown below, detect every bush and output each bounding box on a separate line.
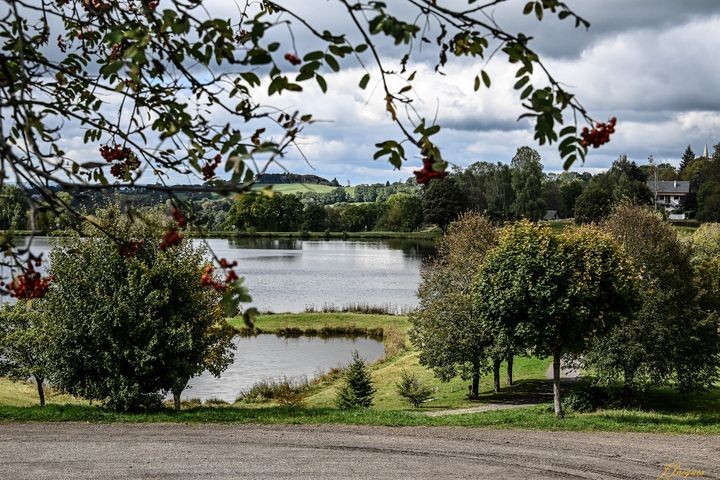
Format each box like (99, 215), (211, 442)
(237, 377), (308, 406)
(43, 208), (235, 412)
(396, 370), (433, 408)
(335, 351), (375, 409)
(562, 385), (609, 413)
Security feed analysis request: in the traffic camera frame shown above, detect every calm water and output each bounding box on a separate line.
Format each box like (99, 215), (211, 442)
(182, 334), (385, 403)
(14, 237), (434, 313)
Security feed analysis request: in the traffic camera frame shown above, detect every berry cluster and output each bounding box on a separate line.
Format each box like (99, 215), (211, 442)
(119, 239), (145, 258)
(200, 259), (239, 292)
(159, 208), (186, 250)
(202, 154), (222, 181)
(581, 117), (617, 149)
(109, 41), (129, 61)
(145, 0), (159, 9)
(159, 228), (182, 250)
(414, 158), (448, 185)
(1, 262), (54, 299)
(100, 144), (131, 162)
(284, 53), (301, 65)
(100, 144), (140, 179)
(109, 156), (140, 179)
(171, 207), (186, 227)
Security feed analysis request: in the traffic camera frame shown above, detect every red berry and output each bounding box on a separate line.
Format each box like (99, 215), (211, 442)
(284, 53), (301, 65)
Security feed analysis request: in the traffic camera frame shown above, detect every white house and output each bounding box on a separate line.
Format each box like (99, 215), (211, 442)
(646, 180), (690, 212)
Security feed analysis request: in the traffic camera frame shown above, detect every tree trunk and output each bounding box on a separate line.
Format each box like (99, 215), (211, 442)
(34, 375), (45, 407)
(492, 358), (501, 393)
(622, 366), (636, 406)
(506, 353), (514, 386)
(470, 359), (480, 399)
(173, 391), (181, 411)
(553, 351), (564, 418)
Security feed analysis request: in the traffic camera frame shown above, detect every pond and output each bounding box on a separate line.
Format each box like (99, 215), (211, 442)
(10, 236), (435, 313)
(182, 334), (386, 403)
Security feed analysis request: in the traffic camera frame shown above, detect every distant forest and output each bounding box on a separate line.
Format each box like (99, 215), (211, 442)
(254, 173), (340, 186)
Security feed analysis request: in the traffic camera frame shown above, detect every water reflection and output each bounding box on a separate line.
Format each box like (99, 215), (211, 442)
(7, 236), (435, 313)
(183, 334), (385, 403)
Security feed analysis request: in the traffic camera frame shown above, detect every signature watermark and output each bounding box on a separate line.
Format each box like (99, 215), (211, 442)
(657, 463), (704, 479)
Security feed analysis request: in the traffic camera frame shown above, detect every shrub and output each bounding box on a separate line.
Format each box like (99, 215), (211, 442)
(237, 377), (308, 406)
(396, 370), (433, 408)
(562, 385), (609, 413)
(43, 208), (235, 412)
(335, 351), (375, 409)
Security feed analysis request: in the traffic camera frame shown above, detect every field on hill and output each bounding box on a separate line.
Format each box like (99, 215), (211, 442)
(252, 183), (356, 195)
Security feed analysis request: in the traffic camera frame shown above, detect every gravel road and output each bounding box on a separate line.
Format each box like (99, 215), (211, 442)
(1, 422), (717, 479)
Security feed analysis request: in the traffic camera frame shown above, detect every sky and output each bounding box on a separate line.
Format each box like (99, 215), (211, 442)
(53, 1), (720, 185)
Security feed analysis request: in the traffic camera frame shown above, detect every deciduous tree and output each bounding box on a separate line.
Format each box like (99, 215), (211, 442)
(585, 205), (720, 396)
(410, 212), (501, 399)
(43, 208), (236, 411)
(0, 304), (51, 406)
(476, 221), (638, 416)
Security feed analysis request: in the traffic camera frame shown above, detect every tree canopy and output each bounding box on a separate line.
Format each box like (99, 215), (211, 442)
(0, 0), (616, 294)
(410, 211), (498, 398)
(475, 221), (639, 416)
(42, 208), (235, 411)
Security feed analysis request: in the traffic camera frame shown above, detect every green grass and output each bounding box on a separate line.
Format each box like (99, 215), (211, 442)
(0, 378), (87, 407)
(229, 313), (411, 335)
(1, 402), (719, 434)
(2, 312), (720, 434)
(251, 183), (354, 195)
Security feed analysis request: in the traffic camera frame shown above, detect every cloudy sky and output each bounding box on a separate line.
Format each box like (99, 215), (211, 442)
(54, 0), (720, 185)
(259, 0), (720, 184)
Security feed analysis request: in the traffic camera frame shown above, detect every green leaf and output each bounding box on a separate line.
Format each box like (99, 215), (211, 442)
(359, 73), (370, 89)
(303, 50), (324, 61)
(481, 70), (491, 88)
(424, 125), (441, 136)
(325, 54), (340, 72)
(514, 76), (530, 90)
(523, 1), (534, 15)
(316, 74), (327, 93)
(474, 75), (481, 91)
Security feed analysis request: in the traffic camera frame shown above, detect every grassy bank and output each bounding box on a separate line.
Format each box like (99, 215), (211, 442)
(229, 312), (411, 336)
(2, 312), (719, 434)
(191, 230), (441, 240)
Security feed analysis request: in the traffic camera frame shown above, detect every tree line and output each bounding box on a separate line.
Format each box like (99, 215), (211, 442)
(411, 207), (720, 416)
(2, 144), (718, 235)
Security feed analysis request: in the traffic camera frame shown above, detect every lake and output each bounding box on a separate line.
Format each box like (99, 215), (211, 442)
(7, 236), (429, 401)
(12, 236), (434, 313)
(183, 334), (386, 403)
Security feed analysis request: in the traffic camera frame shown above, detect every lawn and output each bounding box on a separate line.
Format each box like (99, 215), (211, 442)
(251, 183), (355, 195)
(2, 312), (720, 434)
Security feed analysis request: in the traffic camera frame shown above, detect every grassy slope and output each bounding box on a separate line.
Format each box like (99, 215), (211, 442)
(0, 378), (86, 408)
(251, 183), (357, 195)
(2, 313), (719, 434)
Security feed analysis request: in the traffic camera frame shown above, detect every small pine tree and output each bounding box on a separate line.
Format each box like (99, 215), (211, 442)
(335, 351), (375, 408)
(396, 370), (433, 408)
(680, 145), (695, 172)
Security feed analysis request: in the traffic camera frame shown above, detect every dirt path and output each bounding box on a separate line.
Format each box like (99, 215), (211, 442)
(1, 422), (717, 479)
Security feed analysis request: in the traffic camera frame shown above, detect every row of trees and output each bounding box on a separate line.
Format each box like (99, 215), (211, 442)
(0, 209), (237, 411)
(411, 207), (720, 416)
(2, 145), (715, 236)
